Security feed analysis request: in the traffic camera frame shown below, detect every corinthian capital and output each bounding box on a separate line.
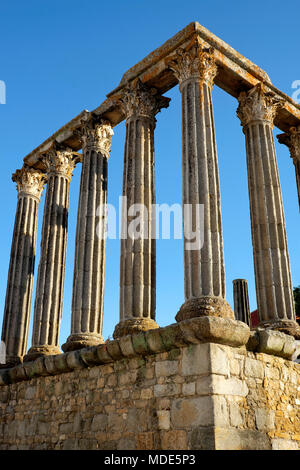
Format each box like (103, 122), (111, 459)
(166, 37), (217, 89)
(237, 83), (283, 128)
(277, 126), (300, 161)
(120, 79), (170, 121)
(12, 166), (46, 200)
(77, 119), (114, 157)
(42, 145), (78, 181)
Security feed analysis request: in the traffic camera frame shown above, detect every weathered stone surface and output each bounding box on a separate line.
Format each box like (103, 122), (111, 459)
(182, 316), (250, 347)
(63, 120), (113, 352)
(233, 279), (251, 326)
(0, 341), (298, 450)
(214, 428), (272, 450)
(155, 360), (178, 377)
(79, 346), (100, 366)
(2, 167), (46, 365)
(115, 81), (169, 339)
(26, 148), (77, 362)
(237, 84), (297, 334)
(255, 408), (275, 432)
(118, 335), (135, 357)
(257, 329), (296, 358)
(182, 343), (229, 377)
(171, 396), (214, 427)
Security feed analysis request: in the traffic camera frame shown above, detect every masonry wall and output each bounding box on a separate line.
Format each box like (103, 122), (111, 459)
(0, 321), (299, 450)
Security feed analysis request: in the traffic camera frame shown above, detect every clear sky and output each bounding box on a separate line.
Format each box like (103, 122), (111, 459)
(0, 0), (299, 347)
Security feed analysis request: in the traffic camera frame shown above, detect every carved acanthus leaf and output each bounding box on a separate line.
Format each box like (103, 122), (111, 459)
(120, 79), (170, 120)
(166, 37), (217, 89)
(77, 119), (114, 156)
(12, 166), (46, 200)
(237, 83), (283, 128)
(42, 146), (77, 181)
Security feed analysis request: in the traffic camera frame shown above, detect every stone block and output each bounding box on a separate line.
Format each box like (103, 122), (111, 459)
(159, 323), (188, 350)
(24, 357), (48, 378)
(131, 332), (149, 355)
(178, 317), (250, 348)
(255, 408), (275, 432)
(25, 385), (36, 400)
(8, 364), (27, 383)
(214, 427), (272, 450)
(272, 438), (299, 450)
(157, 410), (170, 430)
(182, 382), (195, 396)
(53, 354), (71, 373)
(160, 430), (187, 450)
(136, 432), (159, 450)
(181, 343), (229, 377)
(119, 335), (135, 357)
(171, 396), (214, 428)
(140, 388), (153, 400)
(190, 426), (216, 450)
(80, 346), (100, 366)
(117, 438), (136, 450)
(96, 344), (113, 364)
(91, 413), (107, 432)
(244, 357), (265, 379)
(155, 360), (178, 377)
(106, 339), (124, 361)
(154, 383), (181, 398)
(257, 330), (285, 355)
(196, 375), (248, 397)
(65, 350), (86, 370)
(44, 355), (59, 374)
(229, 401), (245, 427)
(144, 329), (164, 353)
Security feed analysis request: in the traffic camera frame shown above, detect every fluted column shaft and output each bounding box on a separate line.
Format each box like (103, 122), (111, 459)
(237, 84), (298, 336)
(277, 126), (300, 210)
(62, 120), (113, 352)
(25, 148), (77, 361)
(1, 167), (45, 365)
(113, 80), (170, 338)
(233, 279), (251, 326)
(166, 39), (234, 321)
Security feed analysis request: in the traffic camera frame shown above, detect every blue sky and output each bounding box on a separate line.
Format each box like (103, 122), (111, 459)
(0, 0), (299, 346)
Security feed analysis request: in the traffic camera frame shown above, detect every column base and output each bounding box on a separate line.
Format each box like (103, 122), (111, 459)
(61, 333), (104, 353)
(24, 345), (61, 362)
(113, 318), (159, 339)
(176, 296), (235, 322)
(258, 320), (300, 340)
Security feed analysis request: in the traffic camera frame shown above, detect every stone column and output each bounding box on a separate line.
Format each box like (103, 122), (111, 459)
(237, 83), (299, 337)
(62, 119), (113, 352)
(25, 147), (78, 361)
(166, 38), (234, 322)
(113, 80), (170, 338)
(233, 279), (251, 326)
(1, 167), (45, 365)
(277, 126), (300, 211)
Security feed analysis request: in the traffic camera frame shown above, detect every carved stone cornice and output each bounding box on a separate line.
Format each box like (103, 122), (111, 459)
(77, 119), (114, 157)
(42, 146), (77, 181)
(120, 79), (170, 121)
(166, 37), (217, 90)
(12, 166), (46, 201)
(277, 126), (300, 161)
(237, 83), (283, 128)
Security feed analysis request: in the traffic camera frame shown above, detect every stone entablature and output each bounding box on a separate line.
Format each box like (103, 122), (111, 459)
(21, 22), (300, 170)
